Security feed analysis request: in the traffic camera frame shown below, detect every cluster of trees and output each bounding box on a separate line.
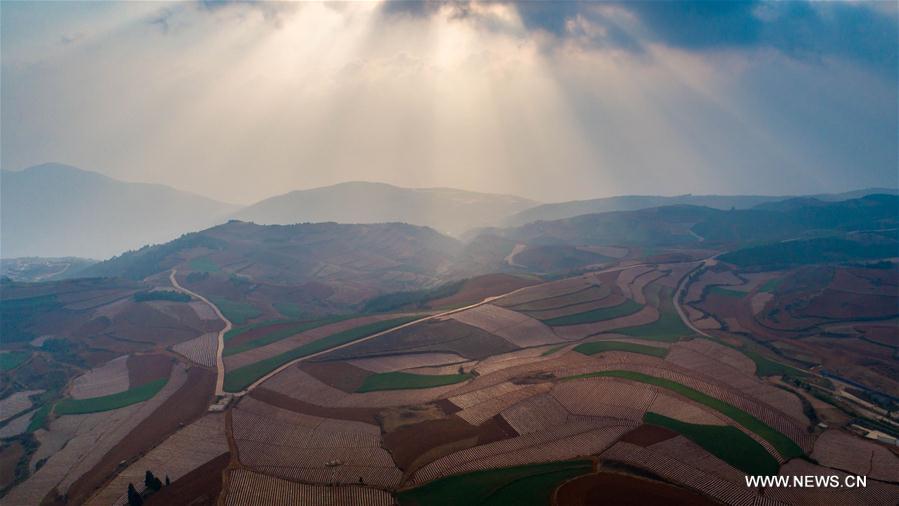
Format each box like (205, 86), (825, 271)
(126, 470), (170, 506)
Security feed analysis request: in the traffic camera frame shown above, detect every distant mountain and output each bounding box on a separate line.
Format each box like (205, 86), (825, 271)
(1, 164), (239, 259)
(230, 181), (537, 237)
(505, 188), (899, 227)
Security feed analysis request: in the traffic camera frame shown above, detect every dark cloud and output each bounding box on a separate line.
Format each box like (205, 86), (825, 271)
(376, 1), (897, 77)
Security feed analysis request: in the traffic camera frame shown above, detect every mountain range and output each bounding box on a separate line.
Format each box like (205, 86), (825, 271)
(3, 163), (897, 260)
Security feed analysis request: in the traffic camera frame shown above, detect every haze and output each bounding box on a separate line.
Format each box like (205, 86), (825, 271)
(2, 0), (896, 205)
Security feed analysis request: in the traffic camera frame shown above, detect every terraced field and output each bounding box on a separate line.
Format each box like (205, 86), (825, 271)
(356, 371), (473, 392)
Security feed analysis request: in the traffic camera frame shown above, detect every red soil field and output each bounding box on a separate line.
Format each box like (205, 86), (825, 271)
(427, 274), (539, 309)
(63, 367), (215, 505)
(856, 325), (899, 347)
(383, 414), (518, 473)
(0, 442), (23, 490)
(803, 290), (898, 320)
(248, 388), (380, 425)
(383, 417), (481, 470)
(127, 353), (174, 388)
(298, 361), (372, 393)
(554, 472), (720, 506)
(144, 452), (229, 506)
(619, 424), (678, 447)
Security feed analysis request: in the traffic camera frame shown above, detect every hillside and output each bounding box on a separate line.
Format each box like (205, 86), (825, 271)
(506, 188), (899, 227)
(231, 181), (537, 237)
(81, 220), (463, 316)
(1, 164), (239, 259)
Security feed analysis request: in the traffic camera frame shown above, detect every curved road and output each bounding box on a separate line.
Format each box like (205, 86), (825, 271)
(169, 270), (231, 396)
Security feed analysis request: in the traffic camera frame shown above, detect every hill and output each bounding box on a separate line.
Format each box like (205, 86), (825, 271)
(505, 188), (899, 227)
(230, 181), (537, 237)
(81, 220), (463, 316)
(1, 164), (239, 259)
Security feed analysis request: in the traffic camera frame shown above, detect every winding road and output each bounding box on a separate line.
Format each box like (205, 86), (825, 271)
(169, 270), (230, 396)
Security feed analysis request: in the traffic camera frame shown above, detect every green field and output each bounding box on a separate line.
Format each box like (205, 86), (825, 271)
(224, 319), (290, 341)
(615, 286), (693, 342)
(643, 412), (779, 475)
(26, 403), (52, 432)
(273, 302), (305, 319)
(561, 370), (804, 459)
(0, 351), (31, 371)
(357, 371), (472, 392)
(210, 297), (262, 325)
(55, 378), (167, 415)
(541, 344), (566, 357)
(188, 256), (220, 273)
(224, 315), (356, 356)
(224, 316), (419, 392)
(740, 346), (808, 378)
(759, 278), (783, 293)
(541, 299), (643, 326)
(708, 286), (746, 298)
(574, 341), (668, 358)
(397, 460), (592, 506)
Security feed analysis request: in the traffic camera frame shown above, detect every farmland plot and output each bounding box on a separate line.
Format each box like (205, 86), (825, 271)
(89, 414), (228, 506)
(600, 442), (773, 506)
(0, 410), (35, 438)
(648, 435), (747, 483)
(616, 266), (655, 299)
(505, 285), (611, 313)
(225, 469), (394, 506)
(552, 305), (660, 340)
(189, 300), (219, 321)
(232, 397), (401, 487)
(224, 315), (393, 371)
(262, 366), (350, 406)
(172, 332), (218, 367)
(551, 378), (658, 421)
(70, 355), (130, 399)
(500, 394), (569, 434)
(5, 365), (188, 505)
(519, 295), (628, 321)
(811, 430), (899, 482)
(411, 418), (634, 484)
(665, 342), (809, 426)
(648, 393), (728, 426)
(495, 276), (595, 308)
(347, 353), (467, 373)
(767, 459), (899, 506)
(453, 383), (552, 426)
(0, 390), (42, 422)
(449, 304), (562, 347)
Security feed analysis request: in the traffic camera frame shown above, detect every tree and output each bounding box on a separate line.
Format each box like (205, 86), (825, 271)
(165, 475), (171, 486)
(145, 470), (162, 492)
(127, 483), (143, 506)
(458, 366), (464, 375)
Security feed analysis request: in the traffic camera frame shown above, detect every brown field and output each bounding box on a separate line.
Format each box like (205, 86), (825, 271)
(87, 414), (227, 506)
(248, 388), (379, 425)
(856, 324), (899, 347)
(323, 319), (517, 362)
(383, 416), (481, 470)
(224, 469), (394, 506)
(555, 472), (720, 506)
(449, 304), (562, 347)
(127, 353), (174, 388)
(505, 285), (612, 313)
(767, 459), (899, 506)
(618, 424), (678, 447)
(426, 273), (540, 309)
(64, 367), (215, 505)
(297, 361), (371, 392)
(70, 355), (130, 399)
(0, 442), (23, 490)
(144, 452), (229, 506)
(553, 305), (660, 341)
(811, 430), (899, 482)
(495, 276), (595, 308)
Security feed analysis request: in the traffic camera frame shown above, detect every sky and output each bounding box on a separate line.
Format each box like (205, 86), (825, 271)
(2, 0), (897, 205)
